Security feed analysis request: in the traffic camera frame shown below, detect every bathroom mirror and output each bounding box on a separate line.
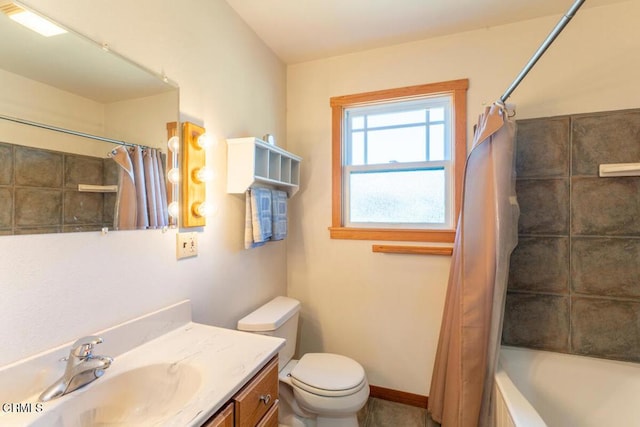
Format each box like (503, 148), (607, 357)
(0, 3), (179, 235)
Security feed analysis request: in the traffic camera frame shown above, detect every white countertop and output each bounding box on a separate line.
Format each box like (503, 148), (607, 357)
(0, 300), (284, 426)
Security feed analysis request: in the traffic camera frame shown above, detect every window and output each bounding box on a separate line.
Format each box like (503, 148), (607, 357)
(329, 79), (468, 242)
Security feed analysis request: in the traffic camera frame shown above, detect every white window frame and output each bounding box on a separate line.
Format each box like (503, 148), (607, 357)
(342, 97), (454, 230)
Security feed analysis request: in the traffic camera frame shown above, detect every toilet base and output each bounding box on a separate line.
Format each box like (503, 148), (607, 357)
(278, 376), (315, 427)
(279, 412), (309, 427)
(278, 382), (362, 427)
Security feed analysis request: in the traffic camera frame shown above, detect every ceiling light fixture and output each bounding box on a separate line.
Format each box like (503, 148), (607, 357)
(0, 2), (67, 37)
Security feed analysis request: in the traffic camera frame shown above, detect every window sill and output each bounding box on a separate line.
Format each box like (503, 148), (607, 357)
(372, 245), (453, 256)
(328, 227), (455, 243)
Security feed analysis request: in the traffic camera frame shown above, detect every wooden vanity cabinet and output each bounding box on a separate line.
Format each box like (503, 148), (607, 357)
(202, 356), (279, 427)
(203, 402), (234, 427)
(255, 402), (278, 427)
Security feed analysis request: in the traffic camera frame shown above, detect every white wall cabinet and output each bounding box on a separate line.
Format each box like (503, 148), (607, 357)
(227, 137), (301, 197)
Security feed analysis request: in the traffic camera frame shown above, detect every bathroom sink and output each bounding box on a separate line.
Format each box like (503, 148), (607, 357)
(0, 301), (284, 427)
(30, 362), (202, 427)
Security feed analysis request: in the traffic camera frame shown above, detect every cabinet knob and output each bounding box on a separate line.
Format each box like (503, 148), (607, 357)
(259, 394), (271, 405)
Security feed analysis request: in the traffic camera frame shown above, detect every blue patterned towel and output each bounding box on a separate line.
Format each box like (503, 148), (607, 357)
(244, 191), (263, 249)
(271, 190), (288, 240)
(244, 188), (272, 249)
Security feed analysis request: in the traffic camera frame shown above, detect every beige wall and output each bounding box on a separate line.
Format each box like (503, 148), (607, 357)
(0, 69), (177, 155)
(104, 91), (178, 149)
(0, 0), (287, 366)
(0, 68), (108, 156)
(286, 0), (640, 395)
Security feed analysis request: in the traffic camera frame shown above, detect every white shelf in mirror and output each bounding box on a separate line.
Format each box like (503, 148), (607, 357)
(226, 137), (301, 197)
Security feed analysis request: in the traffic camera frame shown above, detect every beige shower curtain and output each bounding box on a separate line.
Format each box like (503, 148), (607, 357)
(111, 146), (168, 230)
(131, 146), (150, 229)
(111, 146), (137, 229)
(428, 102), (519, 427)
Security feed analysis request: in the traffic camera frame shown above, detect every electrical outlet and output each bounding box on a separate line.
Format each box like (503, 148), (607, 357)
(176, 232), (198, 259)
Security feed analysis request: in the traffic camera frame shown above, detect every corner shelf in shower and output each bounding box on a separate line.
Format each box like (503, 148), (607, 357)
(226, 137), (302, 197)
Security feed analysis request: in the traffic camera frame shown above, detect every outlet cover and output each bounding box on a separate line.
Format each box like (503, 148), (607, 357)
(176, 232), (198, 259)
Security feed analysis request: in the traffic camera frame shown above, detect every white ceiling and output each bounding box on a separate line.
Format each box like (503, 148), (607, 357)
(225, 0), (630, 64)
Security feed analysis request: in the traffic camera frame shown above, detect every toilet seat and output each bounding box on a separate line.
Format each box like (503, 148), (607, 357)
(289, 353), (366, 397)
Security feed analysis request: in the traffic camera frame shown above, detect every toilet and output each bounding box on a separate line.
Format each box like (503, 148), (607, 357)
(237, 296), (369, 427)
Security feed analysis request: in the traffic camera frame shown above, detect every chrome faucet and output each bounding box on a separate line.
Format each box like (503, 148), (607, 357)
(39, 336), (113, 402)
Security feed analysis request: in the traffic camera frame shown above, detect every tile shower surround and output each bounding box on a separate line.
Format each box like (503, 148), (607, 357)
(503, 108), (640, 363)
(0, 142), (117, 235)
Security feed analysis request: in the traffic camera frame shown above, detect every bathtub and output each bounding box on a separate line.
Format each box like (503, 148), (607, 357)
(495, 346), (640, 427)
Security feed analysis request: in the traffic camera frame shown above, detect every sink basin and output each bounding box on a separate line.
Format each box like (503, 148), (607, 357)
(0, 302), (284, 427)
(30, 362), (201, 427)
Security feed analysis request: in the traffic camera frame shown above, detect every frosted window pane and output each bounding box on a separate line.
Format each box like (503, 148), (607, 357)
(367, 110), (425, 128)
(367, 127), (426, 164)
(350, 169), (445, 224)
(429, 124), (445, 161)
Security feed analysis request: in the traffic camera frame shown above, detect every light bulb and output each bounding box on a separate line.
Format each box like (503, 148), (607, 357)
(168, 201), (179, 219)
(192, 201), (214, 218)
(196, 133), (211, 149)
(193, 167), (215, 183)
(167, 136), (180, 153)
(167, 168), (181, 184)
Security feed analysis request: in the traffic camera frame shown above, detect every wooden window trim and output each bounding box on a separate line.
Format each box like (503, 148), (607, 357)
(371, 245), (454, 256)
(329, 79), (468, 242)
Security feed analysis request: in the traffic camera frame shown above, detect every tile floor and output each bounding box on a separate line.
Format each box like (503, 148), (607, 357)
(357, 398), (441, 427)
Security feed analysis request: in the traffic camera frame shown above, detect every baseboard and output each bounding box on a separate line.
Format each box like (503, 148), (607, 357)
(369, 385), (428, 409)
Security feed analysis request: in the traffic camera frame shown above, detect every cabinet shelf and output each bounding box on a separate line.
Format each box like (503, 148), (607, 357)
(227, 137), (301, 197)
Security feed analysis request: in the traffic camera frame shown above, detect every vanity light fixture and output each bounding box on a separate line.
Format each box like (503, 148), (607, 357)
(182, 122), (209, 227)
(0, 2), (67, 37)
(166, 122), (180, 226)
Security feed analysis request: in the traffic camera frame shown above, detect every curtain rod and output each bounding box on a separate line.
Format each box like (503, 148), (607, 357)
(0, 113), (154, 150)
(500, 0), (586, 103)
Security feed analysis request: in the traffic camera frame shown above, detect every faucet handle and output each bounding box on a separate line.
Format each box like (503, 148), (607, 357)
(70, 336), (103, 358)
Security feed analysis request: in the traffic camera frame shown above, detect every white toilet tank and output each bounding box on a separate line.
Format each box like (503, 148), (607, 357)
(237, 296), (301, 368)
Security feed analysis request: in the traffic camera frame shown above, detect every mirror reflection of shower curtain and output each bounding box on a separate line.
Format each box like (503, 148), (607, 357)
(131, 146), (150, 228)
(428, 102), (520, 427)
(111, 145), (168, 230)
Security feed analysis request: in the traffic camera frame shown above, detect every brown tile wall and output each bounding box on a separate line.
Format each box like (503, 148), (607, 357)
(0, 141), (116, 235)
(503, 109), (640, 363)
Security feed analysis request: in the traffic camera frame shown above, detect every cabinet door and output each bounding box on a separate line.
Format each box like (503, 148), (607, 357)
(234, 356), (278, 427)
(202, 402), (234, 427)
(256, 401), (279, 427)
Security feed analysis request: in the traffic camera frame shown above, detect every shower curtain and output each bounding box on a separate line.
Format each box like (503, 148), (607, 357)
(111, 145), (168, 230)
(428, 102), (519, 427)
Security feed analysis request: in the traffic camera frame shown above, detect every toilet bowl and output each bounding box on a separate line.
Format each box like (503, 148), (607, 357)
(237, 296), (369, 427)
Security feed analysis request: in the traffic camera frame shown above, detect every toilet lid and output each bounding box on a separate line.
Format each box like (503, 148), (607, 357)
(290, 353), (365, 396)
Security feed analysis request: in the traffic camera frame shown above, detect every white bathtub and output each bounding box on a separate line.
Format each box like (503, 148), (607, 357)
(495, 346), (640, 427)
